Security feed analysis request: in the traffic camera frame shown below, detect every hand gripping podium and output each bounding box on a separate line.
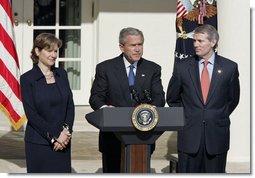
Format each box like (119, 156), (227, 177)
(85, 106), (184, 173)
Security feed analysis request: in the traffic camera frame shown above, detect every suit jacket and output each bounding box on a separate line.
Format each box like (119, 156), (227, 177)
(89, 54), (165, 153)
(167, 54), (240, 155)
(20, 64), (75, 145)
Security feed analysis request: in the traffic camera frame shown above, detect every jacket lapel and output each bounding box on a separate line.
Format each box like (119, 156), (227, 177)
(189, 57), (204, 104)
(134, 59), (145, 90)
(113, 56), (133, 105)
(32, 64), (45, 81)
(53, 69), (67, 101)
(206, 55), (222, 104)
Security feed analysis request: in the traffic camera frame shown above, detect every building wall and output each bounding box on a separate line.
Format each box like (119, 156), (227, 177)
(93, 0), (250, 162)
(217, 0), (250, 163)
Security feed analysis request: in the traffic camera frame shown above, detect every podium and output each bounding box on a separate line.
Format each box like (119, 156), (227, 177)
(85, 107), (184, 173)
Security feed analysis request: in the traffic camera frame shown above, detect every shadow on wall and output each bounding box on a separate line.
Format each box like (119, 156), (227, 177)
(165, 131), (177, 160)
(0, 130), (26, 168)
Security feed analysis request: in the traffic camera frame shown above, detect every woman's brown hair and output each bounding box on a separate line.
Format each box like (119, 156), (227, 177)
(30, 33), (62, 64)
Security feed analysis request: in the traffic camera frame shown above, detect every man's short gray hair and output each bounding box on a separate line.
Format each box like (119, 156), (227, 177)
(194, 24), (219, 49)
(119, 27), (144, 45)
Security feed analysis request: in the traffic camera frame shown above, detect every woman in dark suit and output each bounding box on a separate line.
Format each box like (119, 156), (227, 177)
(20, 33), (75, 173)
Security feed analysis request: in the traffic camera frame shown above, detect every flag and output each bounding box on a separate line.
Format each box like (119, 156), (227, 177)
(175, 0), (217, 61)
(0, 0), (26, 130)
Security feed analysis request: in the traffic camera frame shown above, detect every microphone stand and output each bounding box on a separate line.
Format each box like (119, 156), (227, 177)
(143, 89), (152, 104)
(130, 86), (141, 106)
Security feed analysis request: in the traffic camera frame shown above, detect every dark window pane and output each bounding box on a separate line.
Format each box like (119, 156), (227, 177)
(34, 0), (56, 26)
(59, 30), (81, 58)
(33, 30), (55, 41)
(59, 0), (81, 26)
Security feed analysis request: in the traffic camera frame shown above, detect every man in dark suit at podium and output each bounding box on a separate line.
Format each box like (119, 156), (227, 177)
(89, 27), (165, 173)
(167, 24), (240, 173)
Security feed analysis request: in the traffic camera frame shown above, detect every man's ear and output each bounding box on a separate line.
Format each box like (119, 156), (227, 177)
(211, 39), (217, 48)
(119, 44), (124, 53)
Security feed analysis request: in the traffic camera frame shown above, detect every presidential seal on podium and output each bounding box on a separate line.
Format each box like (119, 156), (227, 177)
(131, 104), (159, 131)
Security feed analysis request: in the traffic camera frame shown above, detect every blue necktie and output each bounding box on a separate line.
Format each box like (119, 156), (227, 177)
(128, 64), (135, 86)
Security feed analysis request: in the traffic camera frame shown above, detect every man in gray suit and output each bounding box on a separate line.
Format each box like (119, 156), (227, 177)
(167, 24), (240, 173)
(89, 27), (165, 173)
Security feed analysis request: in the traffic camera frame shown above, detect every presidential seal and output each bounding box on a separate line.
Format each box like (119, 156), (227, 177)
(131, 104), (159, 131)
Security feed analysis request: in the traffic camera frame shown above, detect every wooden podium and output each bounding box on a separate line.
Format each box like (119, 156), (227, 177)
(85, 107), (184, 173)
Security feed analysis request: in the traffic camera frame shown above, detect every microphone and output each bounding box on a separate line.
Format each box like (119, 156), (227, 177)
(143, 89), (152, 104)
(130, 86), (141, 105)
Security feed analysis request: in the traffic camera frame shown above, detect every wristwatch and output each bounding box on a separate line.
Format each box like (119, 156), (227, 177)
(47, 132), (57, 144)
(51, 137), (57, 144)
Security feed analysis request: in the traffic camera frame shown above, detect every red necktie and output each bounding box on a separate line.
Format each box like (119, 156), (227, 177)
(201, 60), (210, 104)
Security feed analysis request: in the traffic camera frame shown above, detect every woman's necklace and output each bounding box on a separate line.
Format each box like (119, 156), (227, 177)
(38, 64), (55, 83)
(44, 71), (54, 79)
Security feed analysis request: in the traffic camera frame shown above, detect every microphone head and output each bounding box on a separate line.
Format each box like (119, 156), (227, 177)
(129, 85), (135, 93)
(144, 89), (150, 95)
(129, 86), (140, 104)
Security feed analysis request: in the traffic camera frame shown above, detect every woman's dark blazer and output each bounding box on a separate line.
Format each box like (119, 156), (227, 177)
(20, 64), (74, 145)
